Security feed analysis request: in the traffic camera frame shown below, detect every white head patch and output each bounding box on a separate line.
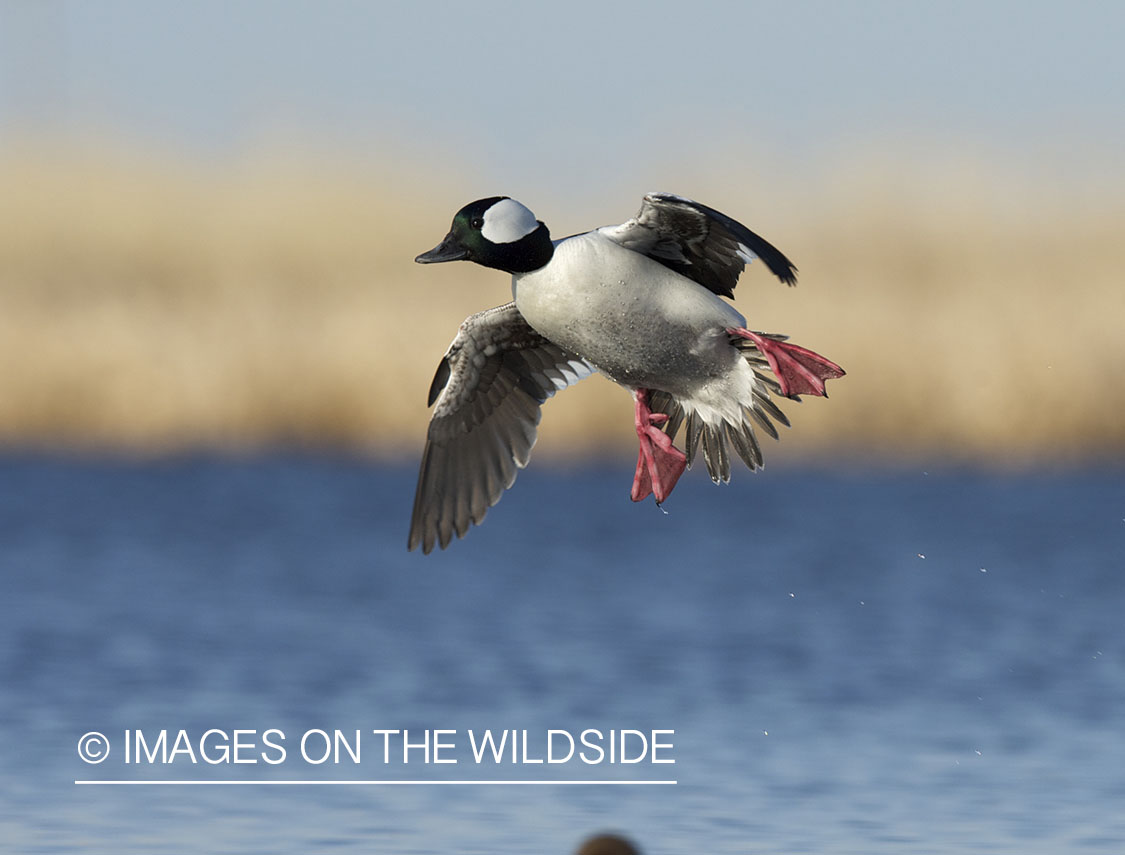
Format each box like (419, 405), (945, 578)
(481, 198), (540, 244)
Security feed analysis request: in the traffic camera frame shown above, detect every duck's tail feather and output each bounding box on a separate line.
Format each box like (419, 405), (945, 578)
(646, 354), (788, 484)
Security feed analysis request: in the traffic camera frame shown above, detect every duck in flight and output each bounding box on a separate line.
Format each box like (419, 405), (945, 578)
(409, 193), (844, 553)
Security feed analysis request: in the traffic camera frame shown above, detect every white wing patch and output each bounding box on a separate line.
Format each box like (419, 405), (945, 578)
(735, 242), (758, 264)
(482, 198), (540, 244)
(543, 358), (596, 391)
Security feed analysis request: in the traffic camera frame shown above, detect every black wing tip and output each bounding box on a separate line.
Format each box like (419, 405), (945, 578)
(746, 236), (798, 287)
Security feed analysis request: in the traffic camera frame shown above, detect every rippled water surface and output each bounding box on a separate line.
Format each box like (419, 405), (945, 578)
(2, 456), (1123, 854)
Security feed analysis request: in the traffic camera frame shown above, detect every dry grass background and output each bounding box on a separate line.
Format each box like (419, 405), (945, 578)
(2, 141), (1123, 466)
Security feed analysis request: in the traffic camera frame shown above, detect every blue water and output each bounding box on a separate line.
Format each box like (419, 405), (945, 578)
(2, 455), (1123, 854)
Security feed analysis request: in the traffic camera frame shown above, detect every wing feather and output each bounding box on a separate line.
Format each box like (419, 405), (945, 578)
(599, 192), (797, 298)
(408, 303), (593, 553)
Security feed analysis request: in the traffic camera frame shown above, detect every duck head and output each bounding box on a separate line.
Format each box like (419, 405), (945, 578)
(415, 196), (553, 273)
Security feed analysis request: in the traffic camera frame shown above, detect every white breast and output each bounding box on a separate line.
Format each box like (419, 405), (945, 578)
(512, 231), (745, 395)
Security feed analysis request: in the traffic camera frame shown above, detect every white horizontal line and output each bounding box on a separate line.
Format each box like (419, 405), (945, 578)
(75, 779), (677, 786)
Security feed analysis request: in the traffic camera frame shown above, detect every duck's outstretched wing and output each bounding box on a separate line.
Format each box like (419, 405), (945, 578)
(599, 192), (797, 298)
(409, 302), (594, 554)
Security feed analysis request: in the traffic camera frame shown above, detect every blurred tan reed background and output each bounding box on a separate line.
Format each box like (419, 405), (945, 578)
(2, 139), (1123, 465)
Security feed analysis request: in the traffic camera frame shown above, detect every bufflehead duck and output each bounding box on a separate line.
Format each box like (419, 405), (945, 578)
(409, 193), (844, 553)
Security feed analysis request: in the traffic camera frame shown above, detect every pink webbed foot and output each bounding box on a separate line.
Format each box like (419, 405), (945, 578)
(631, 388), (687, 504)
(728, 327), (845, 398)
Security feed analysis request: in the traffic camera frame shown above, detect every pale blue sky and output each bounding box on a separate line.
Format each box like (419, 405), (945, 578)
(2, 0), (1122, 200)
